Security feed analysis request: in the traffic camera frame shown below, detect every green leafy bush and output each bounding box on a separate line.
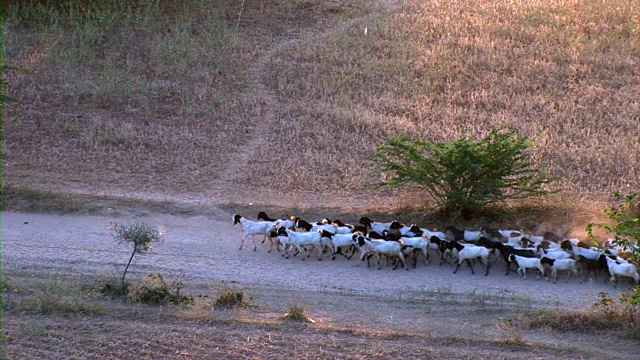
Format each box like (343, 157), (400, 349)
(126, 273), (192, 305)
(372, 127), (558, 218)
(587, 191), (640, 261)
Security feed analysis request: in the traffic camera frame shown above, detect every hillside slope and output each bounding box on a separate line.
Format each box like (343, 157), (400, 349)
(2, 0), (639, 209)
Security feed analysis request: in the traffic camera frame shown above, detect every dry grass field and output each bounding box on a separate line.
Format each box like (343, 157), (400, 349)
(3, 0), (638, 209)
(2, 0), (640, 358)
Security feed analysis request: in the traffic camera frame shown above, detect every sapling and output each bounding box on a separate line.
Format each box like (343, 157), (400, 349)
(109, 221), (165, 284)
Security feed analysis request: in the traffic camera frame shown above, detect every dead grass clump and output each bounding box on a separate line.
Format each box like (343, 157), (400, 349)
(213, 284), (252, 309)
(496, 312), (530, 345)
(282, 302), (315, 323)
(529, 290), (640, 340)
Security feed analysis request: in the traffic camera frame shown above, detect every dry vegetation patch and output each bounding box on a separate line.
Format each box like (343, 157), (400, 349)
(262, 0), (640, 200)
(4, 0), (637, 208)
(4, 273), (627, 360)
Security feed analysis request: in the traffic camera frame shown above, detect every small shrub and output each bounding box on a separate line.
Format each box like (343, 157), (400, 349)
(109, 221), (165, 283)
(1, 276), (21, 306)
(283, 302), (313, 322)
(372, 127), (558, 218)
(1, 276), (21, 294)
(213, 284), (251, 309)
(98, 279), (130, 299)
(126, 273), (193, 306)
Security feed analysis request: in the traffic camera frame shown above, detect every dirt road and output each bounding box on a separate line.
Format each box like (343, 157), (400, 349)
(1, 210), (624, 309)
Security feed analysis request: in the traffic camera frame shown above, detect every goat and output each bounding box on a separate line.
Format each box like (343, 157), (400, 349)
(397, 236), (429, 268)
(233, 214), (274, 251)
(382, 229), (402, 241)
(447, 241), (491, 275)
(536, 240), (562, 252)
(277, 227), (325, 260)
(332, 219), (368, 233)
(491, 242), (537, 275)
(319, 230), (361, 260)
(274, 227), (296, 257)
(444, 226), (482, 242)
(389, 221), (422, 237)
(537, 247), (571, 260)
(423, 235), (445, 263)
(359, 217), (395, 234)
(540, 257), (579, 283)
(603, 256), (639, 287)
(561, 240), (603, 260)
(508, 254), (544, 280)
(257, 211), (295, 229)
(575, 254), (609, 283)
(295, 219), (338, 234)
(256, 212), (296, 251)
(356, 237), (409, 270)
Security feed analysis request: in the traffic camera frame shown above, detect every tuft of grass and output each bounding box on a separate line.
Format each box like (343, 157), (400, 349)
(496, 312), (530, 345)
(212, 284), (252, 309)
(283, 301), (314, 323)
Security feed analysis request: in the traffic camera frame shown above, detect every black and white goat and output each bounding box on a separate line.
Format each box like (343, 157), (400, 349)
(444, 241), (491, 275)
(356, 237), (409, 270)
(319, 230), (362, 260)
(359, 217), (395, 234)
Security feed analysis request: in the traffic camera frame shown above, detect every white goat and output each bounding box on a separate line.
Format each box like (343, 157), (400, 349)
(274, 227), (296, 257)
(421, 228), (447, 241)
(561, 241), (603, 260)
(319, 231), (362, 260)
(448, 241), (491, 275)
(540, 257), (579, 283)
(233, 214), (273, 251)
(537, 248), (571, 260)
(604, 256), (639, 287)
(279, 228), (325, 260)
(508, 254), (544, 280)
(357, 237), (408, 270)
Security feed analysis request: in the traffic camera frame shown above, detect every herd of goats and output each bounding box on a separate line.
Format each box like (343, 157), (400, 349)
(232, 212), (640, 287)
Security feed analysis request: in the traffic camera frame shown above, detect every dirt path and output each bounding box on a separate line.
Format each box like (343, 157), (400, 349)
(215, 37), (296, 192)
(1, 210), (625, 310)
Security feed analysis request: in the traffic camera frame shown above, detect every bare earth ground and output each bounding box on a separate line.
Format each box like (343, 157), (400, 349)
(2, 209), (637, 359)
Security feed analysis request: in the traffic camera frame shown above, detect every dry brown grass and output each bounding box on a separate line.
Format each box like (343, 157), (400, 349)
(262, 0), (640, 200)
(2, 0), (639, 211)
(2, 273), (610, 360)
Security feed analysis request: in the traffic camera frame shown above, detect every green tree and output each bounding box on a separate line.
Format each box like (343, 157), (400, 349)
(371, 127), (558, 218)
(587, 191), (640, 262)
(110, 222), (165, 284)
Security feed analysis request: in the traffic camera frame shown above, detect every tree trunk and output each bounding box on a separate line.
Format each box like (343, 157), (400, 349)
(122, 249), (137, 284)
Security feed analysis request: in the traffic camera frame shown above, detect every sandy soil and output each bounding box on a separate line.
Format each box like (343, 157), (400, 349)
(1, 210), (625, 310)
